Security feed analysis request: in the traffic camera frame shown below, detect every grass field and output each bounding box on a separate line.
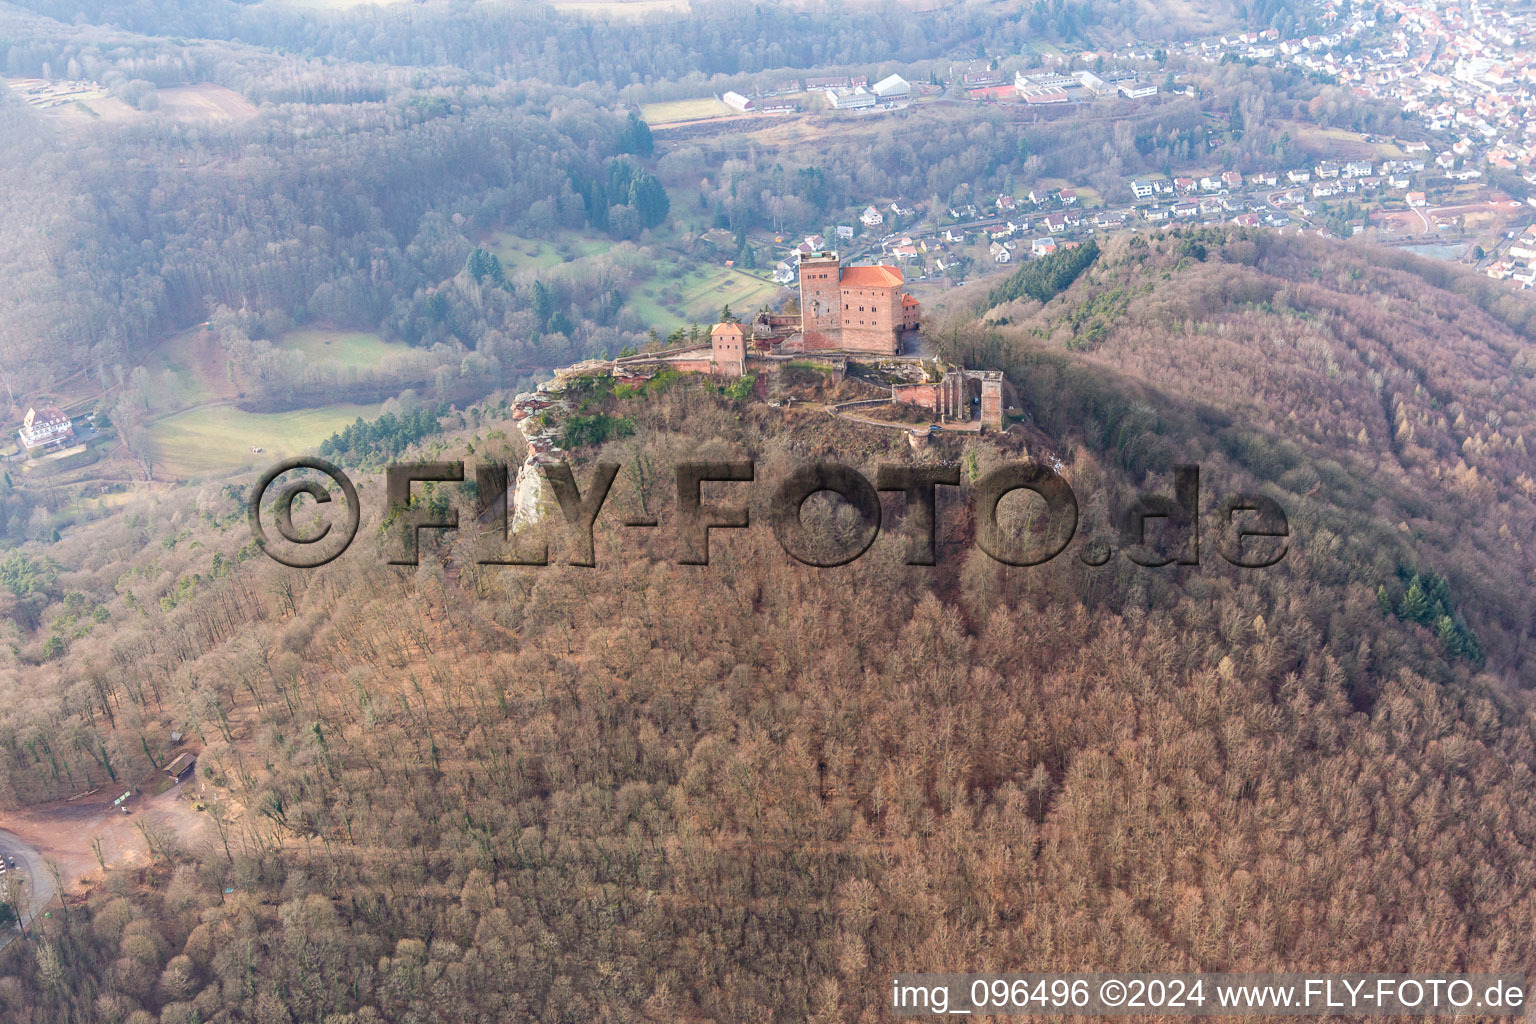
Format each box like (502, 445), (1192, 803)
(142, 326), (227, 405)
(629, 263), (785, 332)
(640, 97), (731, 124)
(486, 230), (614, 275)
(150, 402), (381, 477)
(142, 324), (405, 407)
(487, 229), (786, 334)
(278, 328), (413, 368)
(1287, 123), (1408, 160)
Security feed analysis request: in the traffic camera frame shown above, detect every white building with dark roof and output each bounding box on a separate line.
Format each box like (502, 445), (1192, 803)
(18, 407), (73, 451)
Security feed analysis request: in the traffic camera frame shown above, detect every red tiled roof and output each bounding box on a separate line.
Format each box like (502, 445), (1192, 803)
(840, 265), (904, 287)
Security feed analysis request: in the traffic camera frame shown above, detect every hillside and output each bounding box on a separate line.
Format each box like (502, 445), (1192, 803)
(3, 230), (1536, 1021)
(944, 227), (1536, 684)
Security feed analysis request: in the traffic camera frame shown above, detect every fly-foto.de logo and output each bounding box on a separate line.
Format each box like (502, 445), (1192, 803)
(248, 458), (1289, 570)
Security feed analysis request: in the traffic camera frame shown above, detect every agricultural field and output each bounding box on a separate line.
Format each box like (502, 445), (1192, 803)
(639, 97), (731, 124)
(149, 402), (381, 478)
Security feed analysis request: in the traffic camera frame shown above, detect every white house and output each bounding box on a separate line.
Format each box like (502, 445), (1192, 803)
(872, 74), (911, 101)
(860, 205), (884, 227)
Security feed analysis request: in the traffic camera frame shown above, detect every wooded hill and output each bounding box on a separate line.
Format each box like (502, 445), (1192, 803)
(2, 230), (1536, 1021)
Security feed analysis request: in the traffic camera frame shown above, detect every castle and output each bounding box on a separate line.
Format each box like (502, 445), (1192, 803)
(795, 252), (920, 354)
(694, 251), (919, 372)
(650, 251), (921, 375)
(497, 255), (1007, 531)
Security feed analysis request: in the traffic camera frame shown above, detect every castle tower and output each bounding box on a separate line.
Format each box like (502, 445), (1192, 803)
(798, 251), (842, 344)
(978, 372), (1004, 430)
(710, 321), (747, 376)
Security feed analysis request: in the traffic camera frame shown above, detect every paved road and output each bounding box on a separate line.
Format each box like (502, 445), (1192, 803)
(0, 827), (52, 948)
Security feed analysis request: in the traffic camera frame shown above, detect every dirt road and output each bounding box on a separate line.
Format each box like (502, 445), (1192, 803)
(0, 771), (214, 938)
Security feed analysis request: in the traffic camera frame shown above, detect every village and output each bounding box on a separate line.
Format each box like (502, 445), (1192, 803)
(1197, 0), (1536, 182)
(757, 140), (1536, 301)
(642, 0), (1536, 290)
